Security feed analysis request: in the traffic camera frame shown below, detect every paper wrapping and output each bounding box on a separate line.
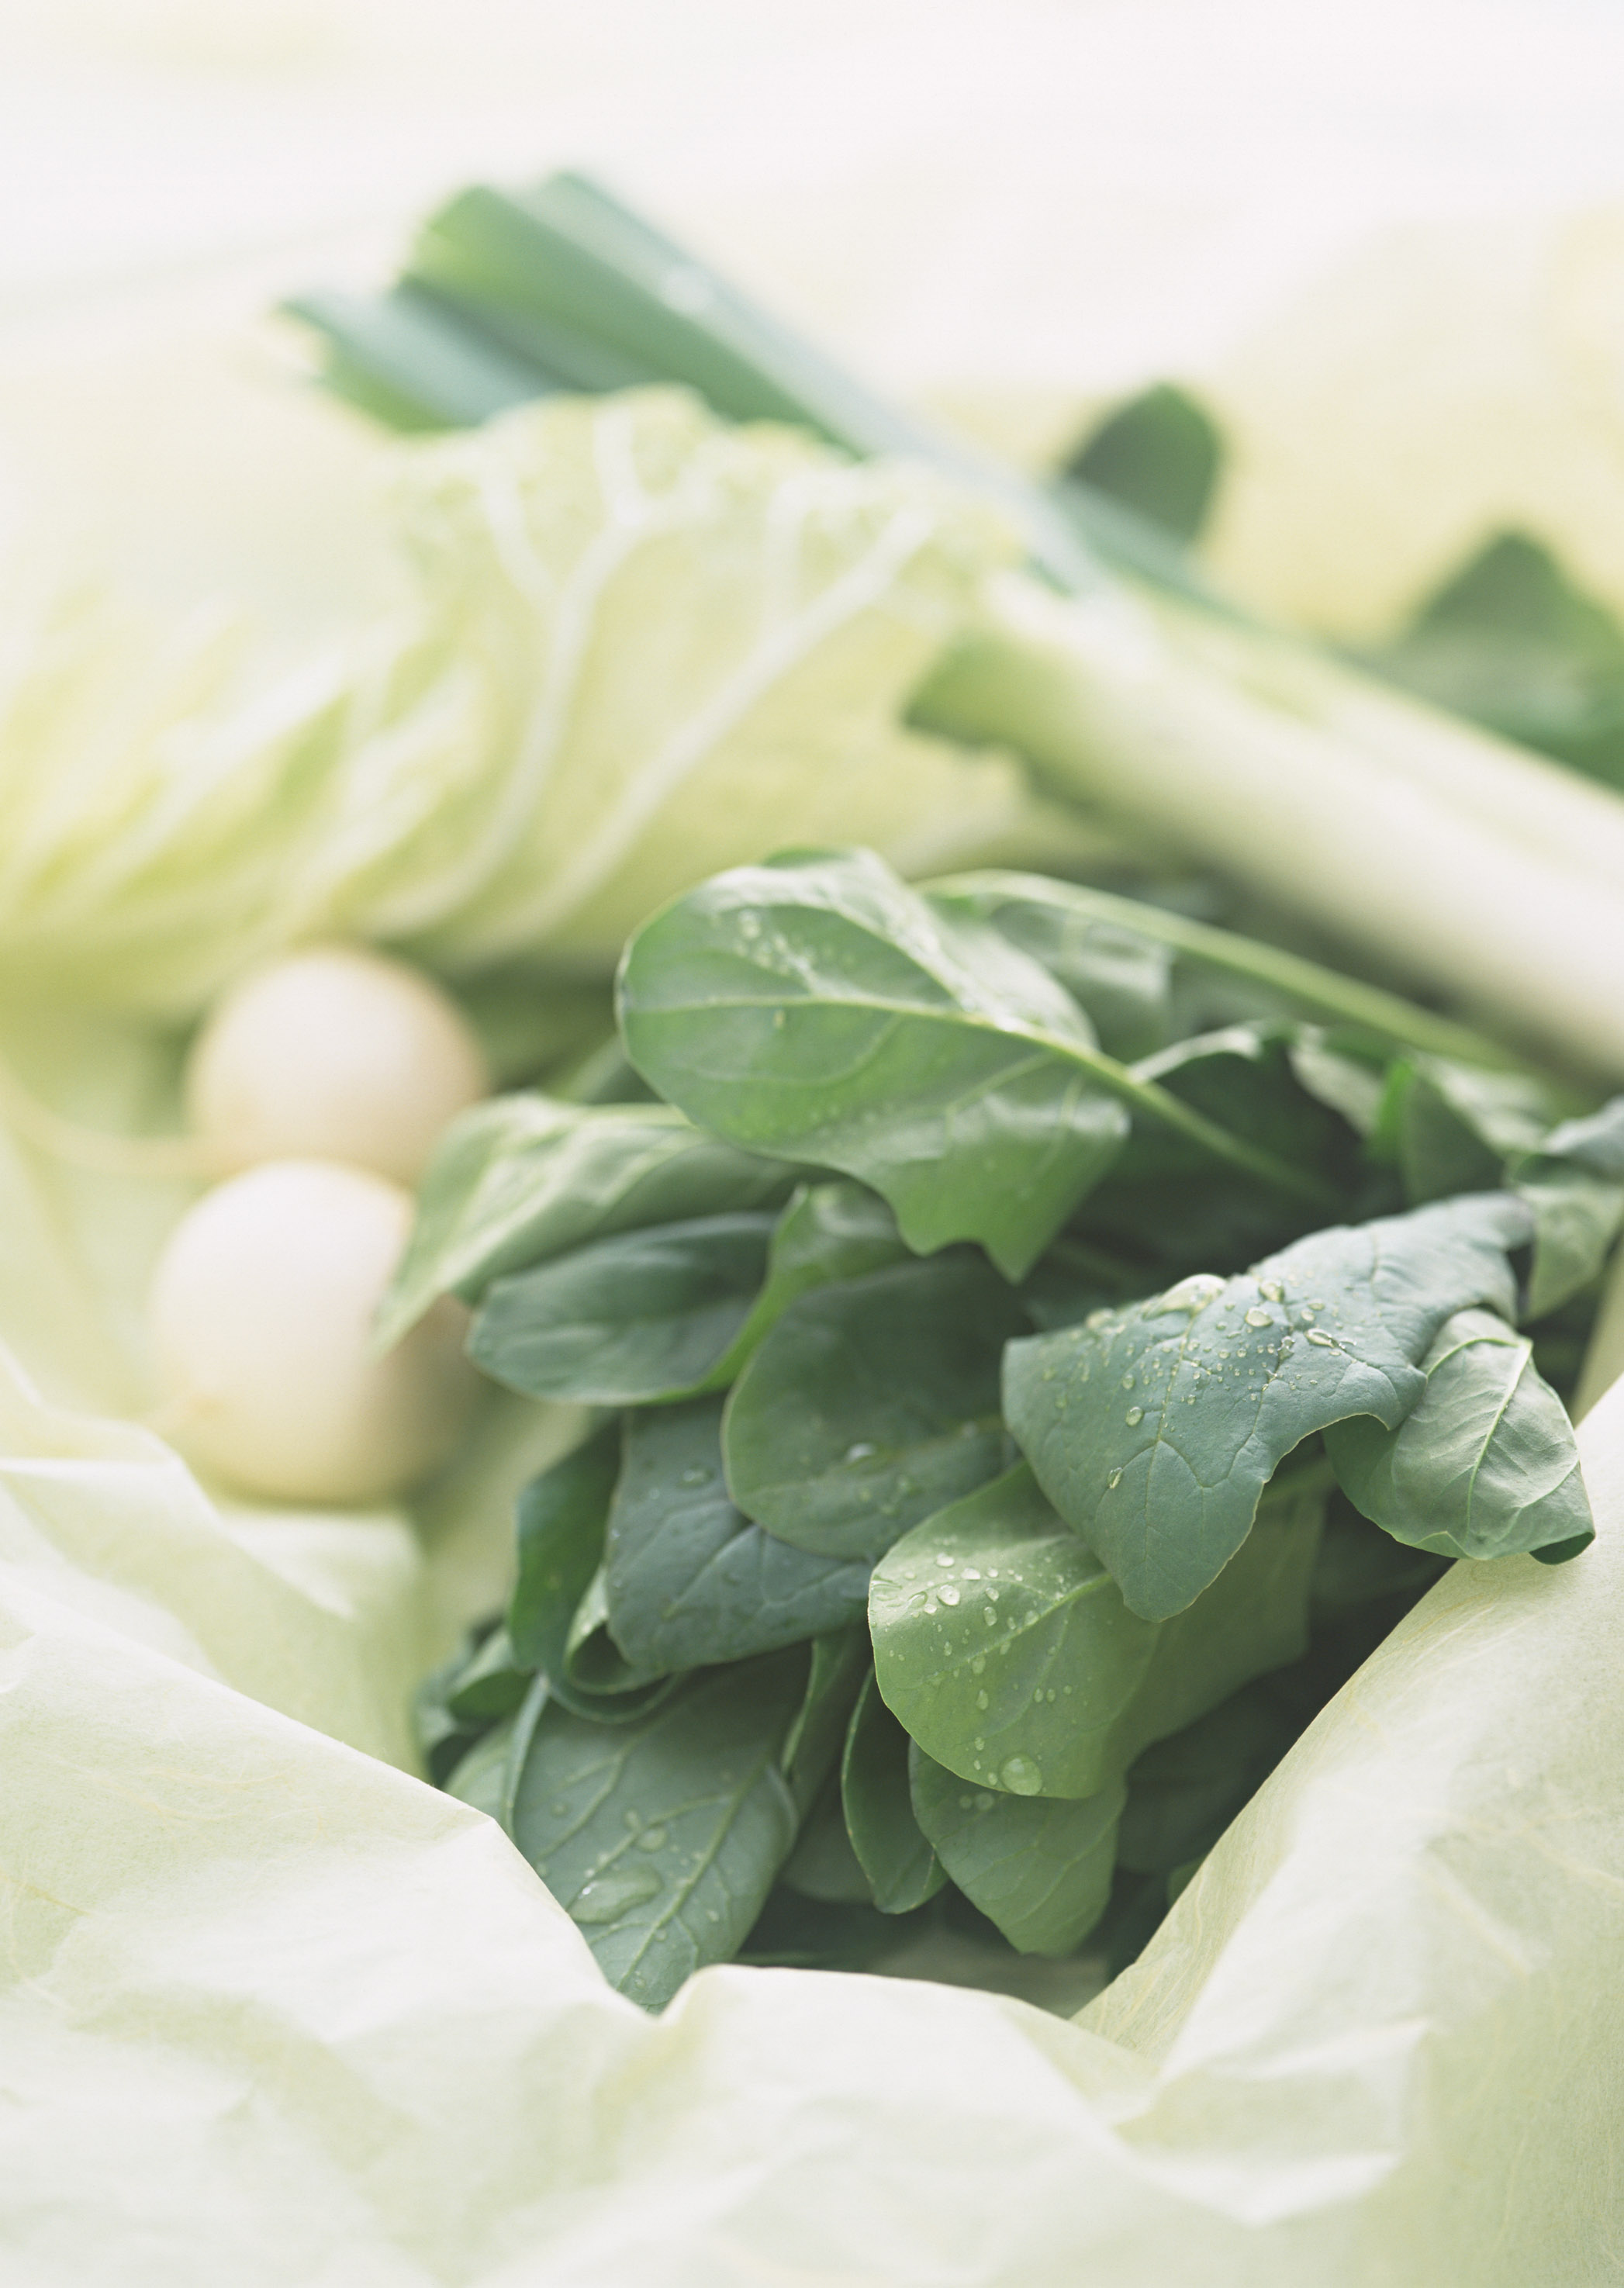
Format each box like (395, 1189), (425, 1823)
(0, 1026), (1620, 2287)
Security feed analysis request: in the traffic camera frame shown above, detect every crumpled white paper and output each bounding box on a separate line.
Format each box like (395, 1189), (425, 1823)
(0, 1013), (1620, 2286)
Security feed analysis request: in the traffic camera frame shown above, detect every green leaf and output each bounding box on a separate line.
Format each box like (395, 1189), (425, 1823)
(468, 1177), (909, 1408)
(507, 1422), (621, 1674)
(781, 1625), (871, 1818)
(1114, 1684), (1295, 1875)
(778, 1775), (874, 1905)
(1064, 384), (1223, 548)
(603, 1399), (872, 1670)
(470, 1212), (777, 1405)
(1509, 1096), (1624, 1317)
(563, 1567), (680, 1711)
(840, 1669), (945, 1913)
(868, 1463), (1321, 1797)
(928, 880), (1174, 1060)
(1004, 1192), (1531, 1619)
(619, 848), (1131, 1277)
(381, 1094), (794, 1344)
(1394, 1059), (1552, 1206)
(1325, 1306), (1593, 1564)
(444, 1713), (517, 1821)
(509, 1649), (807, 2007)
(444, 1624), (531, 1723)
(722, 1252), (1025, 1562)
(909, 1746), (1124, 1954)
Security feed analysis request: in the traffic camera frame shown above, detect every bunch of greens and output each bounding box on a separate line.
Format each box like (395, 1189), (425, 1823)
(292, 171), (1624, 1084)
(399, 848), (1618, 2009)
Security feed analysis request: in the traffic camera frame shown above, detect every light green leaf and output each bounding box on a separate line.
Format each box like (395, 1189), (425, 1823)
(603, 1399), (872, 1671)
(869, 1464), (1321, 1797)
(380, 1093), (793, 1344)
(722, 1253), (1025, 1562)
(1005, 1192), (1531, 1620)
(1326, 1306), (1593, 1563)
(509, 1648), (807, 2008)
(909, 1747), (1123, 1954)
(1509, 1096), (1624, 1316)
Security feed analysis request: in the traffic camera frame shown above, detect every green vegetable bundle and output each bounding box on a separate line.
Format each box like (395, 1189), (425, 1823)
(398, 848), (1619, 2007)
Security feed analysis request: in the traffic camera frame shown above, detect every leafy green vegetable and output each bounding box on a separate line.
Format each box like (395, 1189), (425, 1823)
(840, 1669), (945, 1913)
(1114, 1685), (1295, 1877)
(868, 1464), (1321, 1796)
(508, 1648), (808, 2008)
(1367, 530), (1624, 796)
(1325, 1308), (1591, 1564)
(380, 1094), (793, 1343)
(620, 850), (1348, 1280)
(443, 1624), (530, 1723)
(604, 1399), (872, 1670)
(471, 1211), (776, 1405)
(465, 1177), (909, 1407)
(561, 1568), (680, 1713)
(721, 1253), (1025, 1562)
(909, 1747), (1124, 1954)
(1004, 1193), (1540, 1619)
(507, 1422), (621, 1674)
(1064, 384), (1223, 549)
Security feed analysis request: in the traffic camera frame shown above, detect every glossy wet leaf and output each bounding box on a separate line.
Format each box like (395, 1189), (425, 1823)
(1005, 1192), (1532, 1619)
(869, 1464), (1320, 1796)
(1326, 1306), (1593, 1563)
(604, 1400), (872, 1671)
(379, 1093), (793, 1343)
(617, 848), (1132, 1277)
(841, 1668), (945, 1913)
(909, 1745), (1124, 1954)
(509, 1649), (807, 2008)
(723, 1252), (1025, 1562)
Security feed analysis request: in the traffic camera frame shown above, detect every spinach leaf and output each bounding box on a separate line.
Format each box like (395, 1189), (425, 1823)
(378, 1093), (793, 1343)
(1063, 382), (1223, 549)
(1508, 1097), (1624, 1317)
(926, 880), (1174, 1059)
(1114, 1685), (1295, 1876)
(1004, 1192), (1532, 1619)
(1325, 1307), (1592, 1564)
(617, 848), (1128, 1277)
(781, 1626), (872, 1817)
(604, 1399), (872, 1670)
(507, 1422), (620, 1673)
(779, 1775), (874, 1905)
(444, 1624), (531, 1723)
(1394, 1059), (1552, 1206)
(909, 1746), (1124, 1954)
(471, 1212), (777, 1405)
(468, 1177), (910, 1409)
(722, 1252), (1025, 1561)
(416, 1632), (505, 1785)
(444, 1713), (516, 1822)
(869, 1464), (1321, 1796)
(509, 1648), (807, 2007)
(840, 1668), (945, 1912)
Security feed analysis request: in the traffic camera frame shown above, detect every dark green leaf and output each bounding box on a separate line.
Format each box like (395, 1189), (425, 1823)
(618, 848), (1132, 1278)
(471, 1213), (776, 1405)
(1114, 1684), (1296, 1875)
(604, 1399), (872, 1669)
(779, 1774), (874, 1905)
(379, 1094), (793, 1344)
(723, 1252), (1025, 1562)
(869, 1463), (1321, 1796)
(1325, 1306), (1592, 1563)
(507, 1422), (621, 1674)
(927, 880), (1174, 1060)
(781, 1626), (872, 1818)
(1509, 1096), (1624, 1316)
(1394, 1059), (1551, 1206)
(909, 1745), (1123, 1954)
(841, 1668), (946, 1913)
(509, 1649), (807, 2007)
(563, 1567), (680, 1711)
(444, 1624), (531, 1723)
(1064, 383), (1223, 548)
(1005, 1193), (1531, 1619)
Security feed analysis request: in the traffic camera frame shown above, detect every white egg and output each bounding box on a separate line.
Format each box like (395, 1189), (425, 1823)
(185, 945), (489, 1185)
(149, 1158), (481, 1505)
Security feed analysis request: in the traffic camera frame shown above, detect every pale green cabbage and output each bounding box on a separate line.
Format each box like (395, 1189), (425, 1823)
(0, 389), (1076, 1017)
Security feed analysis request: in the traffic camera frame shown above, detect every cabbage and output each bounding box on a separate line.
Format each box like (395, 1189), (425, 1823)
(0, 389), (1068, 1016)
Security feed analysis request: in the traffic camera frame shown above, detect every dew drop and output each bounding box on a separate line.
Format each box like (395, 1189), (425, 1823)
(1107, 1467), (1123, 1490)
(999, 1755), (1044, 1795)
(1125, 1406), (1143, 1426)
(1306, 1327), (1338, 1347)
(1086, 1307), (1114, 1330)
(940, 1586), (961, 1606)
(962, 1567), (981, 1581)
(843, 1441), (877, 1464)
(976, 1792), (995, 1812)
(970, 1654), (986, 1675)
(976, 1689), (990, 1710)
(679, 1465), (712, 1486)
(572, 1867), (662, 1923)
(1244, 1306), (1272, 1328)
(635, 1826), (668, 1851)
(1121, 1373), (1135, 1391)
